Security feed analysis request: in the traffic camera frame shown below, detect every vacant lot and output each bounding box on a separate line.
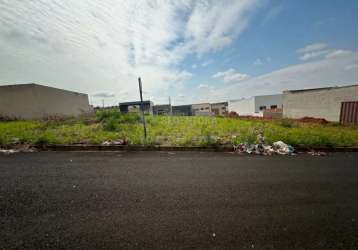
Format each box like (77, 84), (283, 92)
(0, 110), (358, 147)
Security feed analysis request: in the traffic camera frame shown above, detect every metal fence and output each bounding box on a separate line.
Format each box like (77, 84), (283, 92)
(340, 102), (358, 124)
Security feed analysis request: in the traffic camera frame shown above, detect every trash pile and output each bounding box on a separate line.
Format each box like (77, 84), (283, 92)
(101, 138), (129, 146)
(0, 138), (36, 155)
(233, 133), (295, 156)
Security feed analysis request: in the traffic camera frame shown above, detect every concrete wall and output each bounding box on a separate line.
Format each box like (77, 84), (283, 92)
(192, 103), (211, 116)
(229, 95), (282, 116)
(228, 98), (255, 116)
(254, 94), (283, 113)
(0, 83), (92, 119)
(211, 102), (228, 116)
(283, 85), (358, 122)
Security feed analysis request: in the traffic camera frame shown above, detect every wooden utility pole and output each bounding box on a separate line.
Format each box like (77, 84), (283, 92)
(138, 77), (147, 140)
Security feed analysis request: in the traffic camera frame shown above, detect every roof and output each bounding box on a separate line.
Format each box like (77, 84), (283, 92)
(172, 104), (192, 108)
(211, 101), (228, 105)
(0, 83), (88, 96)
(119, 100), (153, 105)
(285, 84), (358, 94)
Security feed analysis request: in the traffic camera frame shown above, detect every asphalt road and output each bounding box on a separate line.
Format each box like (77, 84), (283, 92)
(1, 151), (358, 250)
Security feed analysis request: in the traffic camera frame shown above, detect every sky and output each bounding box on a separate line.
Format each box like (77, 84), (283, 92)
(0, 0), (358, 106)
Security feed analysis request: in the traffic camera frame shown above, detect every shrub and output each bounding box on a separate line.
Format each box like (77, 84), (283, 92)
(103, 117), (118, 131)
(96, 109), (122, 122)
(118, 113), (141, 124)
(279, 119), (297, 128)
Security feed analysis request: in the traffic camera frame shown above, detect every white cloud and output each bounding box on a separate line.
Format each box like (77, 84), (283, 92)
(297, 43), (328, 54)
(261, 5), (283, 26)
(253, 58), (263, 66)
(212, 50), (358, 102)
(198, 84), (209, 89)
(325, 49), (352, 59)
(212, 68), (250, 82)
(201, 60), (213, 67)
(299, 50), (330, 61)
(92, 91), (115, 98)
(254, 57), (271, 66)
(0, 0), (259, 106)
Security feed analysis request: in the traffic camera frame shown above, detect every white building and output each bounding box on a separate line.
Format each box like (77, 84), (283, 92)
(0, 83), (92, 119)
(211, 102), (228, 116)
(229, 94), (283, 116)
(192, 103), (212, 116)
(283, 84), (358, 122)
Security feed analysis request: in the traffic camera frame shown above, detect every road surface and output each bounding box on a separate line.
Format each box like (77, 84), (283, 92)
(1, 151), (358, 249)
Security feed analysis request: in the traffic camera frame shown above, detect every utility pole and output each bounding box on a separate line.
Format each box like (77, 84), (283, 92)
(138, 77), (147, 140)
(102, 99), (105, 108)
(168, 96), (172, 116)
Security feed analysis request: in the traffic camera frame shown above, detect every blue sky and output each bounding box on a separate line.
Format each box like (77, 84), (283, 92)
(0, 0), (358, 106)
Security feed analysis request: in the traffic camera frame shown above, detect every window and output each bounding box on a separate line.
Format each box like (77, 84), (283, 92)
(270, 105), (277, 109)
(259, 106), (266, 111)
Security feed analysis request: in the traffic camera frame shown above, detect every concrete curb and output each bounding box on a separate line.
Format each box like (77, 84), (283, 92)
(33, 144), (358, 152)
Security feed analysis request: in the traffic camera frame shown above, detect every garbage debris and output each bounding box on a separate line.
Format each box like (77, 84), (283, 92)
(307, 151), (328, 156)
(102, 139), (129, 146)
(272, 141), (295, 155)
(233, 133), (296, 155)
(10, 137), (21, 144)
(0, 144), (36, 154)
(0, 149), (18, 155)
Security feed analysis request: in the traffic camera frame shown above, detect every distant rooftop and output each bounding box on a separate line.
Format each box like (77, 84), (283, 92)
(119, 100), (153, 105)
(0, 83), (87, 96)
(285, 83), (358, 93)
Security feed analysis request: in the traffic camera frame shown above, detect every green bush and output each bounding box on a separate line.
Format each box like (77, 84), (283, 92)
(118, 113), (141, 124)
(96, 109), (122, 122)
(103, 117), (118, 131)
(279, 119), (297, 128)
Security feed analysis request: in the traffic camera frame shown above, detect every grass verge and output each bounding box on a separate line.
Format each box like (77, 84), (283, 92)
(0, 110), (357, 147)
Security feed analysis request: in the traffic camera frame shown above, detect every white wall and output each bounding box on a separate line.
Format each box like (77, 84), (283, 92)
(228, 98), (255, 116)
(0, 83), (92, 119)
(254, 94), (283, 113)
(192, 103), (211, 116)
(283, 85), (358, 122)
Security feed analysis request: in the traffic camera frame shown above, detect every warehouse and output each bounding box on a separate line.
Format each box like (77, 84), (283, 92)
(172, 105), (193, 116)
(283, 84), (358, 123)
(191, 103), (211, 116)
(211, 102), (228, 116)
(0, 83), (92, 120)
(119, 100), (153, 115)
(153, 104), (172, 115)
(229, 94), (282, 117)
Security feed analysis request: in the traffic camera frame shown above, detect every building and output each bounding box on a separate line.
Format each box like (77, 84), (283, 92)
(229, 94), (282, 117)
(283, 84), (358, 123)
(211, 102), (228, 116)
(172, 105), (193, 116)
(0, 83), (92, 120)
(119, 100), (153, 115)
(192, 103), (212, 116)
(153, 104), (172, 115)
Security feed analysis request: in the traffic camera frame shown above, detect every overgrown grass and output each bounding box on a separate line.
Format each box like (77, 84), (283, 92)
(0, 111), (357, 147)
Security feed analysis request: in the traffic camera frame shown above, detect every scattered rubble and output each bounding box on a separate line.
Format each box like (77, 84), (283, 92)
(272, 141), (295, 155)
(0, 144), (36, 154)
(101, 139), (129, 146)
(0, 149), (18, 155)
(307, 151), (328, 156)
(233, 133), (296, 155)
